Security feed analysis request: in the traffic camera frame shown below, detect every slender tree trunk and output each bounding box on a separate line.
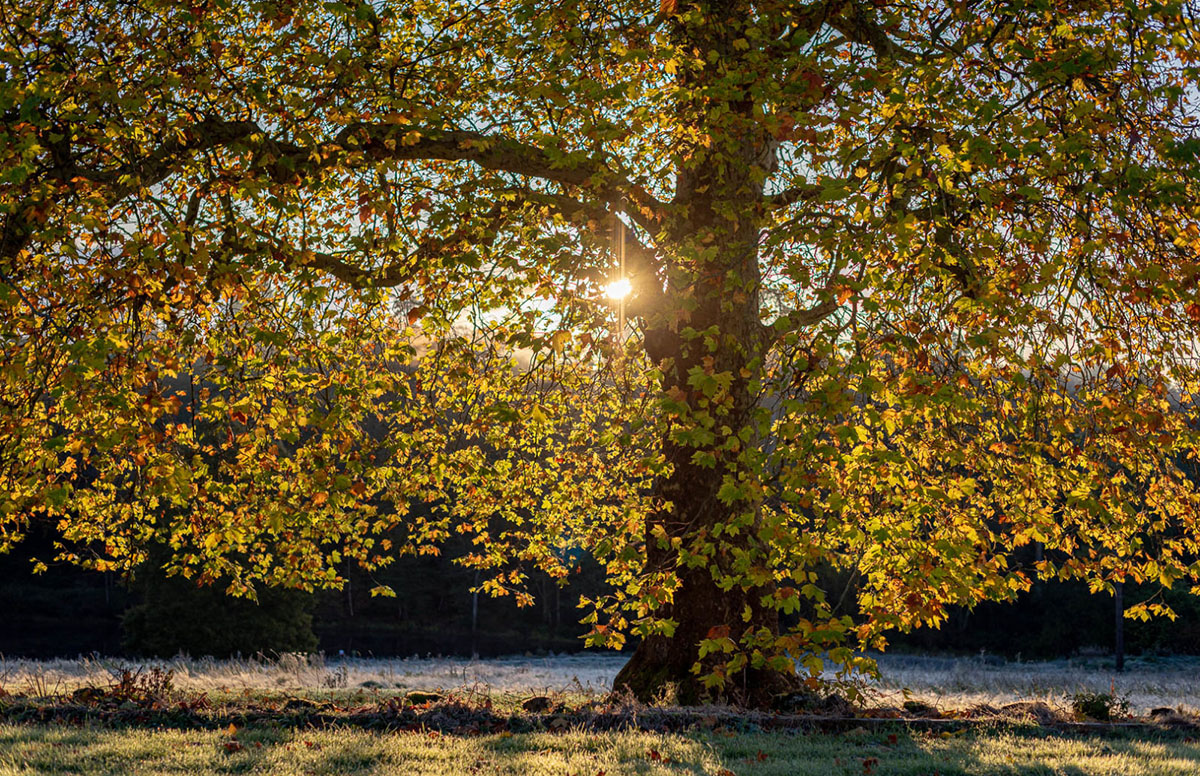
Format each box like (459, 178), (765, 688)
(471, 568), (480, 659)
(1114, 581), (1125, 673)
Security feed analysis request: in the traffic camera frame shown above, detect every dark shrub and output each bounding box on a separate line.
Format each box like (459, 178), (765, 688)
(122, 569), (316, 658)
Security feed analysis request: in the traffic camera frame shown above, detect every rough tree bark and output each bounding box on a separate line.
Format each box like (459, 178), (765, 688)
(614, 88), (802, 704)
(614, 270), (801, 706)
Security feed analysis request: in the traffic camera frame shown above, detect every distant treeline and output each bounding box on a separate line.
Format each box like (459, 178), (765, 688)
(0, 522), (605, 659)
(2, 521), (1198, 660)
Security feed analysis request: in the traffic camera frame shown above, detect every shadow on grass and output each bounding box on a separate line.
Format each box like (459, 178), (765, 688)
(2, 721), (1199, 776)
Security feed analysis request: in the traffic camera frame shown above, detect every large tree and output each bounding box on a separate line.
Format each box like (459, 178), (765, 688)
(3, 0), (1200, 705)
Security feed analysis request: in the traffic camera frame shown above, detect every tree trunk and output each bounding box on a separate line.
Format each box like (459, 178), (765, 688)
(614, 165), (799, 707)
(612, 407), (802, 706)
(614, 410), (802, 704)
(612, 549), (801, 707)
(1114, 581), (1125, 673)
(611, 16), (797, 703)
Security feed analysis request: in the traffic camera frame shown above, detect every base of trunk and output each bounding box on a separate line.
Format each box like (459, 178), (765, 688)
(612, 634), (802, 708)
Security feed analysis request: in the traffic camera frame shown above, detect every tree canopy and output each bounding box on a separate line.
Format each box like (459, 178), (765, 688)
(2, 0), (1200, 705)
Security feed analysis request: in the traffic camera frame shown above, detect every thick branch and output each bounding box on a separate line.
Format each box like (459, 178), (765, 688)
(244, 198), (521, 290)
(1, 118), (260, 263)
(3, 118), (669, 264)
(764, 183), (823, 210)
(765, 296), (841, 341)
(826, 1), (922, 65)
(287, 124), (667, 235)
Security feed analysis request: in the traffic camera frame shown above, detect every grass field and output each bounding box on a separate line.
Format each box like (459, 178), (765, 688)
(2, 651), (1197, 715)
(3, 653), (1199, 775)
(2, 723), (1199, 775)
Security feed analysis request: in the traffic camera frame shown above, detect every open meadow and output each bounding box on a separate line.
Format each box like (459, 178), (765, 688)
(3, 651), (1197, 715)
(3, 652), (1200, 775)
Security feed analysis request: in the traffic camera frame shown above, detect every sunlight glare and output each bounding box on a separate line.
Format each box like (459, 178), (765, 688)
(605, 277), (632, 300)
